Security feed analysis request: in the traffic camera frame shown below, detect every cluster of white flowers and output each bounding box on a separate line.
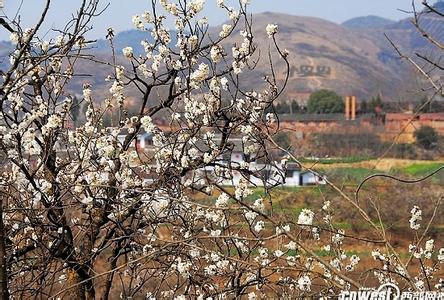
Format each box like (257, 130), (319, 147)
(436, 278), (444, 291)
(173, 257), (192, 278)
(190, 0), (205, 14)
(83, 83), (92, 102)
(331, 229), (345, 245)
(219, 24), (232, 38)
(409, 206), (422, 230)
(254, 220), (265, 233)
(439, 248), (444, 262)
(190, 63), (209, 88)
(345, 255), (360, 272)
(215, 193), (230, 207)
(371, 249), (386, 262)
(7, 92), (24, 111)
(232, 60), (244, 74)
(137, 63), (152, 78)
(297, 274), (311, 292)
(132, 15), (145, 30)
(227, 7), (239, 20)
(234, 180), (252, 199)
(10, 32), (19, 44)
(410, 239), (437, 259)
(415, 279), (425, 291)
(55, 35), (64, 47)
(266, 24), (278, 38)
(122, 47), (133, 58)
(210, 45), (224, 63)
(253, 198), (265, 212)
(210, 229), (221, 237)
(274, 249), (284, 257)
(266, 113), (275, 124)
(220, 77), (229, 90)
(41, 114), (62, 136)
(276, 224), (290, 235)
(425, 239), (434, 258)
(183, 97), (207, 124)
(244, 210), (258, 223)
(160, 0), (179, 16)
(140, 115), (156, 133)
(298, 209), (314, 226)
(22, 128), (41, 155)
(209, 77), (221, 97)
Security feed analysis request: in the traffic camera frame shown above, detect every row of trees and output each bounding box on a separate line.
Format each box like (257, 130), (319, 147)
(276, 90), (381, 115)
(277, 92), (444, 115)
(69, 91), (444, 125)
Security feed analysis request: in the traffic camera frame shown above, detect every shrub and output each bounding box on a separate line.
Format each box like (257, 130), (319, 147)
(414, 126), (438, 149)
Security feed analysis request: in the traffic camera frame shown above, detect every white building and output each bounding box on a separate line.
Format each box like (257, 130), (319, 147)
(186, 158), (326, 188)
(134, 134), (327, 188)
(112, 128), (152, 149)
(300, 171), (327, 186)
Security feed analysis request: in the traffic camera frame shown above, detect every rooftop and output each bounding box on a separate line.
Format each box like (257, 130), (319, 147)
(278, 113), (373, 122)
(385, 113), (444, 121)
(420, 113), (444, 121)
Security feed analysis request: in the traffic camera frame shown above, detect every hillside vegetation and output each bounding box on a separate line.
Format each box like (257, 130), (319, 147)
(1, 11), (441, 102)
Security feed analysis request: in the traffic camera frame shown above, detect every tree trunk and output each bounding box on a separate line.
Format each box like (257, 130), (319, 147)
(66, 268), (91, 300)
(67, 268), (85, 300)
(0, 197), (8, 300)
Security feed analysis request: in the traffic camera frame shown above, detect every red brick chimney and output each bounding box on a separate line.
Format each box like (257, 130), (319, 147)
(345, 96), (351, 120)
(345, 96), (357, 121)
(351, 96), (356, 121)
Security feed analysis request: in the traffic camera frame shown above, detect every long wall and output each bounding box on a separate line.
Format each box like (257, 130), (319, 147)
(277, 113), (444, 144)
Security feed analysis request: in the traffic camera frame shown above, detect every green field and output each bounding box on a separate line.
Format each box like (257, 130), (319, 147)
(399, 162), (444, 176)
(298, 156), (373, 165)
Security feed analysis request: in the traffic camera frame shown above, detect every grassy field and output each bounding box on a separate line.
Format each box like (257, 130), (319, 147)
(298, 156), (373, 165)
(323, 167), (377, 183)
(399, 162), (444, 176)
(188, 158), (444, 280)
(309, 159), (444, 184)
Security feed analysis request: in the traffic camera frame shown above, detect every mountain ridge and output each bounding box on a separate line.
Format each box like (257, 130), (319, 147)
(342, 15), (396, 29)
(0, 11), (441, 102)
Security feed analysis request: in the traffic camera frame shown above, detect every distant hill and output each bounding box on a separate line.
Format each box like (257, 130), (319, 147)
(214, 12), (410, 100)
(86, 12), (443, 101)
(0, 41), (12, 56)
(82, 14), (400, 101)
(2, 11), (443, 103)
(342, 16), (395, 29)
(364, 8), (444, 56)
(0, 41), (12, 70)
(429, 0), (444, 13)
(94, 30), (178, 55)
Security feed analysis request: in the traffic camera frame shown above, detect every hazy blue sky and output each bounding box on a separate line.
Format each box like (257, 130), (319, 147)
(0, 0), (424, 41)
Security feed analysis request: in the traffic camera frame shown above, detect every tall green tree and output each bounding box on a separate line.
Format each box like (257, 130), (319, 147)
(307, 90), (344, 114)
(360, 100), (369, 114)
(415, 97), (444, 113)
(274, 100), (302, 114)
(368, 95), (383, 114)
